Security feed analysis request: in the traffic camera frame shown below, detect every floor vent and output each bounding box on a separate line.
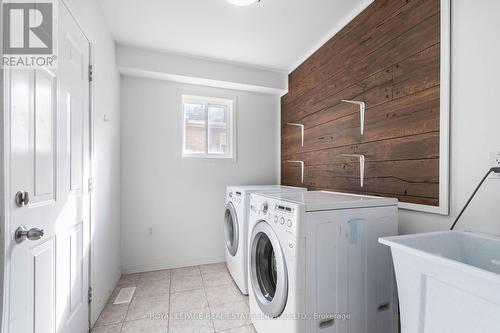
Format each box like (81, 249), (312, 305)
(113, 287), (136, 305)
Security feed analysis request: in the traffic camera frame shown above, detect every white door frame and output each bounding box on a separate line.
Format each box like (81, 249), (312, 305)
(0, 2), (6, 331)
(0, 0), (95, 331)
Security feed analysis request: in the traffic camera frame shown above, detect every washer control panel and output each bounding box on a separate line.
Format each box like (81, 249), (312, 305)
(270, 201), (297, 234)
(249, 194), (299, 235)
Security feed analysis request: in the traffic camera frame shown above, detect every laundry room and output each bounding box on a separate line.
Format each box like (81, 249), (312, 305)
(1, 0), (500, 332)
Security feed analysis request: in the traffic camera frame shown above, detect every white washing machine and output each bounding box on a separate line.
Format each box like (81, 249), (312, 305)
(224, 185), (306, 295)
(248, 191), (399, 333)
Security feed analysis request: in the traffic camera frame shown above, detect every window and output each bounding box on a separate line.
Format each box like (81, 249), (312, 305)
(182, 95), (235, 159)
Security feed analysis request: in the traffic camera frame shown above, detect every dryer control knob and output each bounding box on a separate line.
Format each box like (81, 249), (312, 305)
(274, 215), (279, 223)
(287, 219), (292, 228)
(280, 217), (285, 225)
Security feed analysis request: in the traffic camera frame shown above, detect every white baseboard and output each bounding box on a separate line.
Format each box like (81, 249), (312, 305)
(121, 256), (226, 274)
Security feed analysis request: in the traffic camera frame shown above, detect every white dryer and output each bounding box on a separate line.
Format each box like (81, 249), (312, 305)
(225, 185), (306, 295)
(248, 191), (399, 333)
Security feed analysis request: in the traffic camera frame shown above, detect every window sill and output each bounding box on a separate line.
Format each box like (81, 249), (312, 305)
(181, 154), (237, 163)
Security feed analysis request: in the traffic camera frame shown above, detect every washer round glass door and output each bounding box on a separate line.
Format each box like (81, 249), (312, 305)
(224, 202), (239, 256)
(250, 221), (288, 318)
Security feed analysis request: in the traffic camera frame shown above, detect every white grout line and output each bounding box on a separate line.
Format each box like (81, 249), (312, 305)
(118, 276), (134, 333)
(199, 265), (217, 332)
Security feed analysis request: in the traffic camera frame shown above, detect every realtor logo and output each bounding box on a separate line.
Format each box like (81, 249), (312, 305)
(2, 0), (57, 68)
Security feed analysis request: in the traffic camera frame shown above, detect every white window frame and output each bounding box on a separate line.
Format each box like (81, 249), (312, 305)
(181, 94), (236, 160)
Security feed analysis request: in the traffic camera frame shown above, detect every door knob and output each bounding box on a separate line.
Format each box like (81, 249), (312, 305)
(15, 225), (44, 244)
(15, 191), (30, 207)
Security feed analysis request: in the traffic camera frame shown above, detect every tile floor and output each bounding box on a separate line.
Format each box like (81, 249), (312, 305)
(92, 263), (256, 333)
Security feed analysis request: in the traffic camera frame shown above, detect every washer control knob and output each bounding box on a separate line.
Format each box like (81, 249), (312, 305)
(287, 219), (292, 228)
(280, 217), (285, 225)
(261, 202), (268, 214)
(274, 215), (279, 223)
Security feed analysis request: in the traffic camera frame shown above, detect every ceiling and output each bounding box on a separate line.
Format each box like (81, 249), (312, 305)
(97, 0), (371, 72)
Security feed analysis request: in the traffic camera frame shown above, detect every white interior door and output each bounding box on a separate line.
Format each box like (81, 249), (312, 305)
(5, 2), (91, 333)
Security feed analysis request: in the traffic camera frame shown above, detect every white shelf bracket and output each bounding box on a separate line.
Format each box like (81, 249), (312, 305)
(343, 154), (366, 187)
(341, 100), (366, 135)
(287, 160), (305, 183)
(287, 123), (305, 146)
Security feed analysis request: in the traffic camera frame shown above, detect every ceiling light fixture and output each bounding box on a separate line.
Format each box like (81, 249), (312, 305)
(226, 0), (260, 6)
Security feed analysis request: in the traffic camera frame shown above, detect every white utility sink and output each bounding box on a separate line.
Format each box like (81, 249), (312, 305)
(380, 231), (500, 333)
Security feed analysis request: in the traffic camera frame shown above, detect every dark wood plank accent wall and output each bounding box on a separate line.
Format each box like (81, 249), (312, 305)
(281, 0), (441, 206)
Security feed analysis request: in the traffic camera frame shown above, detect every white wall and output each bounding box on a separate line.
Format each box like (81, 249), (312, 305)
(65, 0), (121, 324)
(116, 44), (288, 95)
(399, 0), (500, 236)
(120, 76), (280, 273)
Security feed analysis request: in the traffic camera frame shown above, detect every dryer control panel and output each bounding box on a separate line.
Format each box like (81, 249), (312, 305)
(227, 189), (243, 204)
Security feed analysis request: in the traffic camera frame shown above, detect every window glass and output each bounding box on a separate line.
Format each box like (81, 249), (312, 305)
(208, 105), (228, 155)
(183, 103), (206, 154)
(181, 95), (234, 159)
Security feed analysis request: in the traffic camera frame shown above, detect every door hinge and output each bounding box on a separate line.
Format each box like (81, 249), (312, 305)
(88, 286), (93, 304)
(88, 177), (94, 193)
(88, 64), (93, 82)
